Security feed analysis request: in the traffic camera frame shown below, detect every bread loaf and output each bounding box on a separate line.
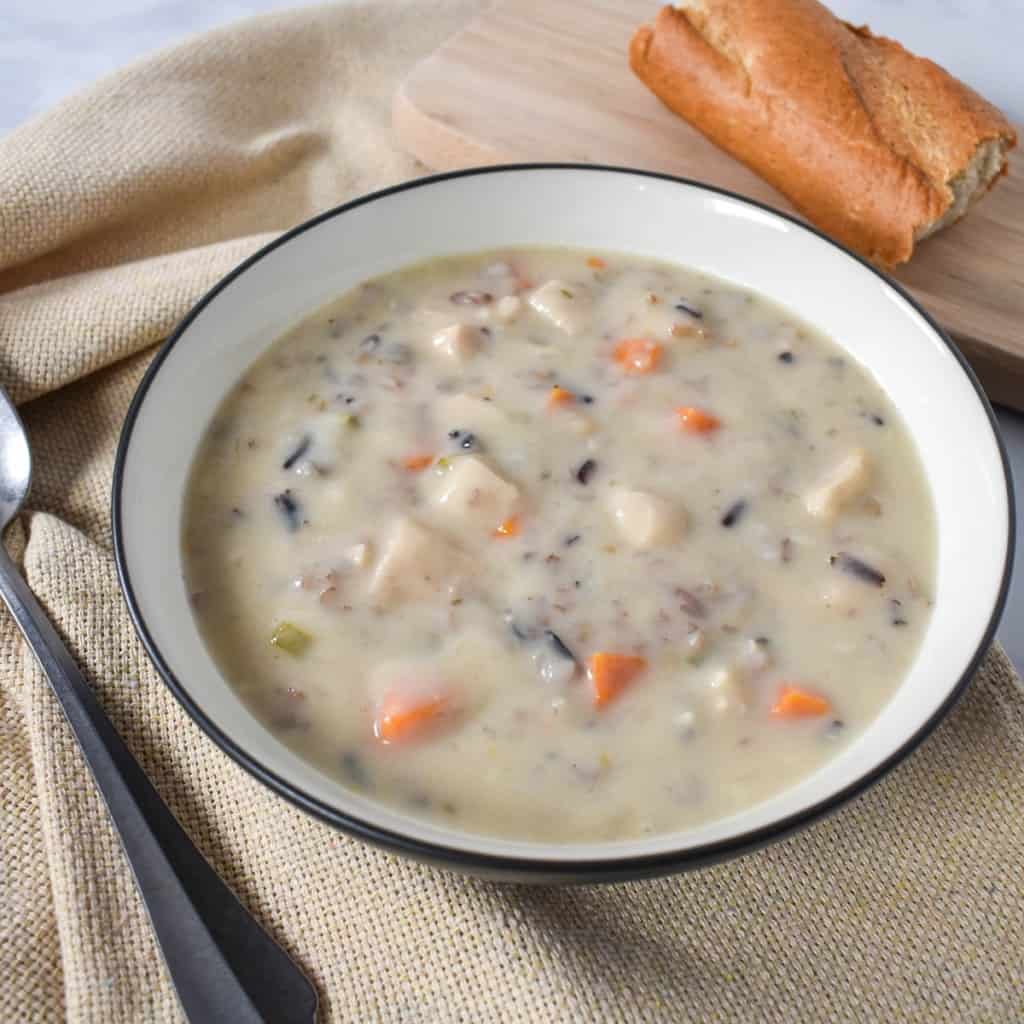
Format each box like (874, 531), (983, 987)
(629, 0), (1017, 267)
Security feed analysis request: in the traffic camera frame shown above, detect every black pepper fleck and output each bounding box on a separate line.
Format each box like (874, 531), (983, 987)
(281, 434), (311, 470)
(830, 552), (886, 587)
(575, 459), (597, 485)
(721, 499), (748, 528)
(273, 490), (302, 532)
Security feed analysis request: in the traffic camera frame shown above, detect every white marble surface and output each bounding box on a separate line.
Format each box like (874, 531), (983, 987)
(2, 0), (1022, 666)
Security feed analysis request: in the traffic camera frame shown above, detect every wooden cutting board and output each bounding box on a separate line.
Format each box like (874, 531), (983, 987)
(393, 0), (1024, 411)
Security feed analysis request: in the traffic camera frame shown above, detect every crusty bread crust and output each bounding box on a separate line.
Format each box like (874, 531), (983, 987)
(629, 1), (1017, 267)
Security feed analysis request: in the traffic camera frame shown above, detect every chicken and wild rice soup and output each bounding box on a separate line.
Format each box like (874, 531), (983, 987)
(183, 249), (935, 842)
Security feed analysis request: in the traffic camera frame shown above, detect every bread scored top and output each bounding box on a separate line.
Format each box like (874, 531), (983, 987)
(629, 0), (1017, 267)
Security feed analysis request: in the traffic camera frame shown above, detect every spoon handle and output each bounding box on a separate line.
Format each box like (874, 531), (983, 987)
(0, 546), (318, 1023)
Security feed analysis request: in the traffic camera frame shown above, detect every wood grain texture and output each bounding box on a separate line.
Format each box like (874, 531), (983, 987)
(393, 0), (1024, 409)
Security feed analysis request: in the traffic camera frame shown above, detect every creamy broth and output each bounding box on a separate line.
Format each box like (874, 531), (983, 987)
(183, 249), (935, 842)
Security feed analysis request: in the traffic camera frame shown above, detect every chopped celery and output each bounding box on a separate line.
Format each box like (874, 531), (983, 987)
(270, 621), (312, 656)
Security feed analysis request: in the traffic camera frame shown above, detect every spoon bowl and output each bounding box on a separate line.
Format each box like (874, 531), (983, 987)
(0, 387), (30, 526)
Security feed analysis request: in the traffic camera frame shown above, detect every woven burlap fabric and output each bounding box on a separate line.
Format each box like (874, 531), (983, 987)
(1, 3), (1022, 1021)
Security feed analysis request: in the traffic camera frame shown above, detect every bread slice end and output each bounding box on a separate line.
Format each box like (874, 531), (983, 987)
(915, 137), (1013, 242)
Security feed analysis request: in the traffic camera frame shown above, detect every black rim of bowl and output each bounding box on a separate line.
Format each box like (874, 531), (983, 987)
(112, 163), (1015, 881)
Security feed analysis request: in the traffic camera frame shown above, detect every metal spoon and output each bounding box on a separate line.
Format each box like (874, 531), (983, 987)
(0, 386), (317, 1023)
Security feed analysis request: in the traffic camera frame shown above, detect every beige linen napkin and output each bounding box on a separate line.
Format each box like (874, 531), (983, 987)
(1, 3), (1022, 1021)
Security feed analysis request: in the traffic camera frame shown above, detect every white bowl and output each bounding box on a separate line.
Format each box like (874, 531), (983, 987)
(114, 165), (1012, 883)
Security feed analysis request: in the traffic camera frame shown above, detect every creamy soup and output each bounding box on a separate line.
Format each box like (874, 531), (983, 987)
(183, 248), (935, 842)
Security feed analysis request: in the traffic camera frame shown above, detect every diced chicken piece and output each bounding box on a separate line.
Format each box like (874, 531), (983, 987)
(495, 295), (523, 322)
(432, 323), (484, 363)
(427, 455), (519, 534)
(369, 517), (471, 608)
(703, 667), (747, 717)
(527, 280), (592, 335)
(805, 448), (872, 520)
(606, 488), (686, 550)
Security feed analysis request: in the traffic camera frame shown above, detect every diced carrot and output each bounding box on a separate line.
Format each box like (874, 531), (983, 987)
(613, 338), (663, 375)
(589, 652), (648, 708)
(401, 453), (434, 472)
(374, 691), (449, 744)
(548, 385), (576, 409)
(770, 685), (832, 719)
(587, 256), (607, 269)
(493, 515), (521, 538)
(675, 406), (721, 434)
